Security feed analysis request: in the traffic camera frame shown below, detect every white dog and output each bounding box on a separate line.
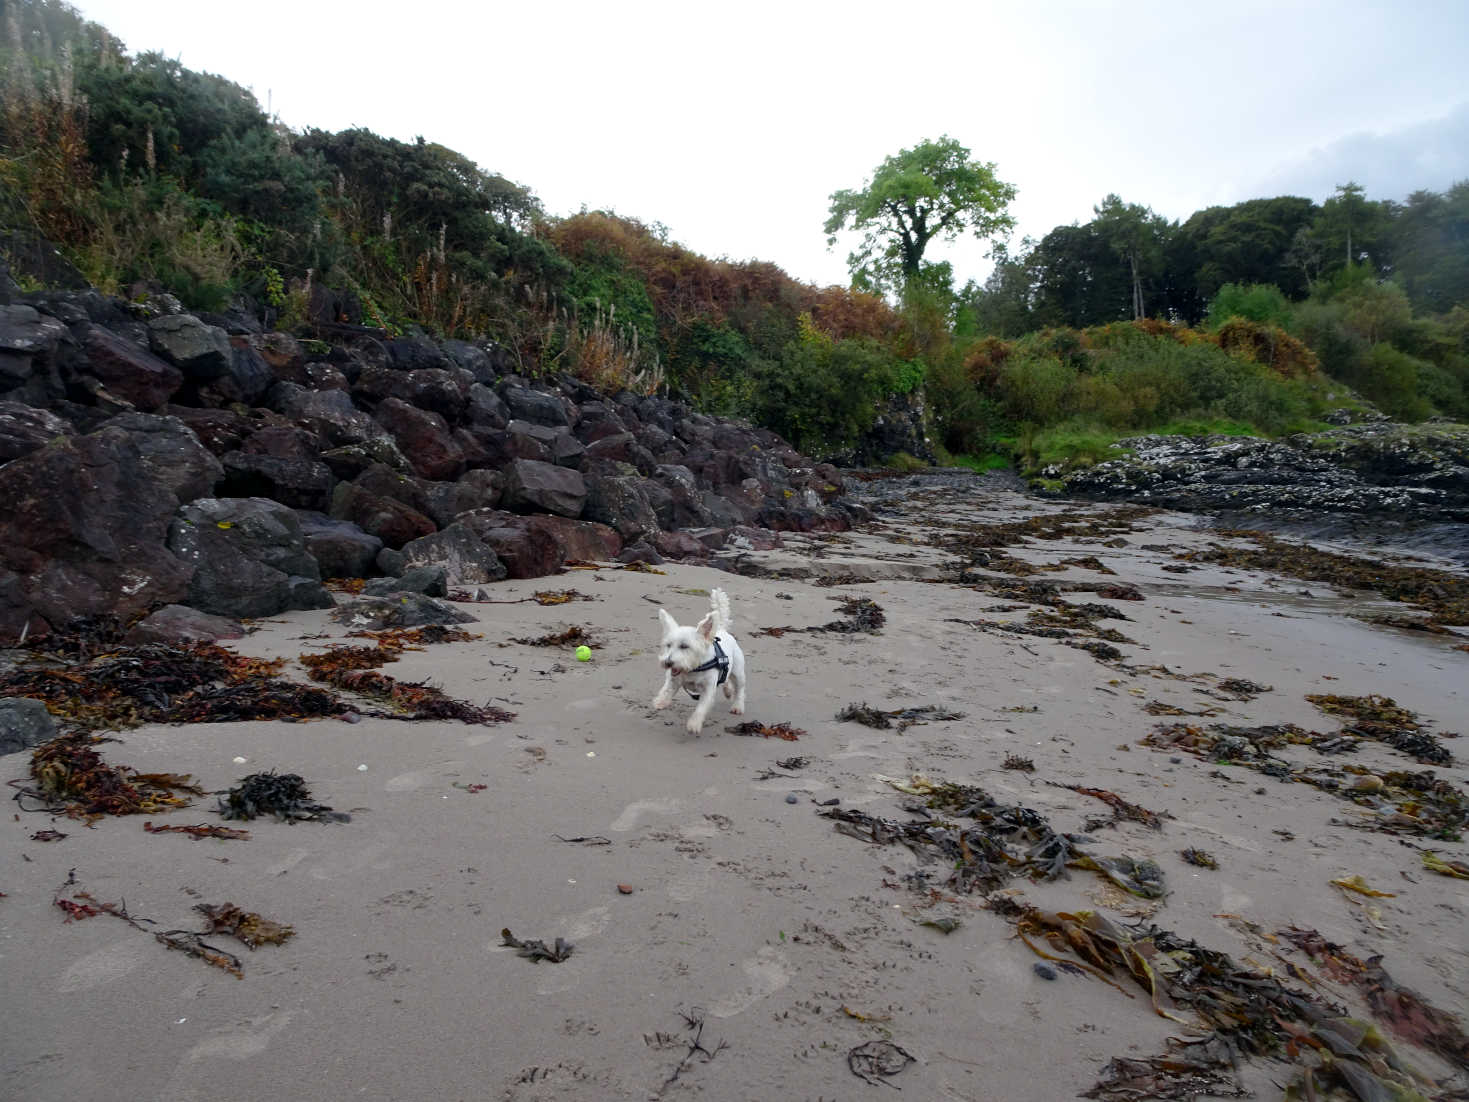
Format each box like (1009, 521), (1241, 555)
(651, 588), (747, 734)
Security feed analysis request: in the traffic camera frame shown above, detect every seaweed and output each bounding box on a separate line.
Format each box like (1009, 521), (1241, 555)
(511, 625), (599, 649)
(835, 702), (965, 732)
(847, 1040), (915, 1087)
(1180, 847), (1219, 869)
(1306, 693), (1452, 766)
(1083, 1037), (1246, 1100)
(726, 721), (804, 740)
(501, 927), (573, 963)
(19, 733), (203, 818)
(143, 821), (250, 841)
(1179, 530), (1469, 626)
(302, 634), (513, 724)
(52, 879), (246, 978)
(1213, 678), (1272, 700)
(1058, 783), (1167, 829)
(757, 596), (886, 637)
(1003, 754), (1036, 772)
(217, 771), (349, 823)
(1421, 850), (1469, 879)
(194, 902), (295, 948)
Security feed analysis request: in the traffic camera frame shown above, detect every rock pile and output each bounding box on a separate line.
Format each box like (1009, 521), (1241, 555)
(0, 290), (861, 643)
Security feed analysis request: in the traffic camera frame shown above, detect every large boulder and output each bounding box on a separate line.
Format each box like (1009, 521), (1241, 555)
(220, 451), (335, 511)
(456, 511), (565, 579)
(501, 384), (570, 427)
(147, 315), (232, 379)
(501, 458), (586, 518)
(373, 396), (464, 480)
(362, 564), (448, 598)
(168, 497), (333, 618)
(296, 511), (383, 579)
(267, 382), (385, 446)
(94, 413), (224, 504)
(0, 400), (74, 463)
(0, 430), (195, 642)
(0, 697), (57, 756)
(465, 383), (510, 430)
(424, 469), (502, 528)
(400, 522), (508, 585)
(329, 480), (437, 550)
(79, 325), (183, 410)
(123, 604), (246, 644)
(582, 474), (659, 541)
(0, 303), (69, 404)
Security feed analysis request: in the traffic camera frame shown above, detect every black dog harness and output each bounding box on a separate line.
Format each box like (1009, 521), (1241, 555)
(683, 638), (730, 700)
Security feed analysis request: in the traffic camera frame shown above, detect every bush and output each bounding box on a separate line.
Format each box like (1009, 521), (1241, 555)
(1215, 318), (1317, 377)
(1205, 282), (1294, 330)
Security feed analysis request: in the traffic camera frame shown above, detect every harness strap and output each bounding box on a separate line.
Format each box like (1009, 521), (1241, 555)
(683, 638), (729, 700)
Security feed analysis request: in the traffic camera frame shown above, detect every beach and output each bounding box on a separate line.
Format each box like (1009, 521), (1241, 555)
(3, 477), (1466, 1101)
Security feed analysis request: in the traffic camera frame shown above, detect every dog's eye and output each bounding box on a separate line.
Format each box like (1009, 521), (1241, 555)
(678, 643), (688, 649)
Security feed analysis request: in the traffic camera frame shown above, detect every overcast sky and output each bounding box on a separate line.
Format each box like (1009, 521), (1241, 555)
(71, 0), (1469, 290)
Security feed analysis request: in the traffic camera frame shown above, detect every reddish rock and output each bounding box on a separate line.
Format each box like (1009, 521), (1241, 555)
(374, 396), (464, 481)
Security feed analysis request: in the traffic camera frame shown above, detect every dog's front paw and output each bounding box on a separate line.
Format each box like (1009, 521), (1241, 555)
(685, 717), (703, 735)
(729, 705), (744, 715)
(652, 692), (672, 710)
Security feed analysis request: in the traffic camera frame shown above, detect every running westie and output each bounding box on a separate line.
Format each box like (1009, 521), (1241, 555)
(651, 588), (747, 735)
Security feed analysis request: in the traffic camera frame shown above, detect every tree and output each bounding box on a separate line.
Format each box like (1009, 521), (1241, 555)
(1091, 194), (1168, 320)
(824, 135), (1015, 295)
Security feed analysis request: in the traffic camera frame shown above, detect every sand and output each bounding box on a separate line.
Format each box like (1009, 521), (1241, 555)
(2, 477), (1466, 1101)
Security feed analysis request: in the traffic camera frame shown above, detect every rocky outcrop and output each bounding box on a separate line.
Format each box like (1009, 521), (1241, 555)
(0, 696), (57, 756)
(1062, 423), (1469, 525)
(0, 283), (860, 640)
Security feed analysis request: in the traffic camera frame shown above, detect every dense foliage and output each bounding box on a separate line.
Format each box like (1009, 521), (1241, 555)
(2, 0), (1465, 471)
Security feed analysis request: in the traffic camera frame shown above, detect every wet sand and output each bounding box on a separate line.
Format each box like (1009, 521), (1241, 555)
(3, 480), (1466, 1101)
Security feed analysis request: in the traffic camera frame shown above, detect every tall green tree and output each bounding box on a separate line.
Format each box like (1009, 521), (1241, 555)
(824, 135), (1016, 295)
(1091, 194), (1168, 320)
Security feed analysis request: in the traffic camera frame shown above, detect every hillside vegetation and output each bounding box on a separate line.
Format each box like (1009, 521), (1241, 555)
(3, 0), (1465, 470)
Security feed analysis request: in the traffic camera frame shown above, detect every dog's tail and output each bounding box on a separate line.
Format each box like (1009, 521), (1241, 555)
(709, 588), (732, 635)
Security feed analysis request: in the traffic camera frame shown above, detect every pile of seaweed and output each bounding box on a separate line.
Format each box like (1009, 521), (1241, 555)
(300, 626), (512, 724)
(0, 640), (350, 730)
(18, 733), (203, 818)
(1178, 530), (1469, 627)
(1143, 723), (1468, 840)
(1011, 906), (1463, 1101)
(835, 703), (966, 733)
(217, 771), (348, 823)
(945, 600), (1135, 663)
(756, 596), (886, 637)
(820, 778), (1166, 899)
(1307, 693), (1455, 766)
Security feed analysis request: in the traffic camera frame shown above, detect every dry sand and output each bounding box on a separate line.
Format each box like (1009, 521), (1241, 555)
(3, 478), (1467, 1101)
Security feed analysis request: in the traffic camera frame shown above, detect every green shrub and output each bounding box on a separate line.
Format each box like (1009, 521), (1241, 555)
(1205, 282), (1294, 330)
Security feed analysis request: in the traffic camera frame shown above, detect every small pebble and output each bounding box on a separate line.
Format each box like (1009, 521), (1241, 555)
(785, 793), (799, 804)
(616, 884), (634, 895)
(1032, 963), (1057, 981)
(819, 797), (840, 806)
(1169, 756), (1182, 764)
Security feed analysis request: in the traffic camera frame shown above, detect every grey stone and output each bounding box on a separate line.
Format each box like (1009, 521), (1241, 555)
(0, 697), (57, 756)
(362, 565), (448, 598)
(147, 314), (233, 379)
(501, 458), (586, 518)
(330, 592), (477, 631)
(123, 604), (246, 644)
(400, 522), (508, 585)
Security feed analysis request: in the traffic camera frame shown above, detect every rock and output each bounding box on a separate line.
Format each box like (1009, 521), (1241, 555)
(654, 530), (712, 561)
(465, 383), (510, 430)
(0, 697), (57, 756)
(374, 396), (464, 481)
(220, 451), (335, 511)
(423, 469), (502, 528)
(501, 458), (586, 518)
(318, 438), (410, 479)
(618, 542), (663, 565)
(0, 400), (74, 462)
(296, 511), (383, 579)
(330, 592), (476, 631)
(267, 382), (385, 447)
(329, 479), (437, 550)
(250, 331), (306, 384)
(0, 430), (194, 641)
(402, 369), (468, 422)
(441, 339), (496, 383)
(123, 604), (246, 644)
(399, 522), (508, 585)
(384, 337), (450, 373)
(95, 413), (224, 504)
(147, 314), (232, 379)
(457, 512), (565, 579)
(168, 497), (334, 618)
(79, 325), (183, 410)
(524, 515), (622, 563)
(583, 474), (659, 541)
(362, 564), (448, 598)
(160, 405), (255, 457)
(501, 384), (570, 426)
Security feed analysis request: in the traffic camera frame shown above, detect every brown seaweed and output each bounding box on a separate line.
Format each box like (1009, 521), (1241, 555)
(726, 721), (804, 741)
(1306, 693), (1452, 766)
(143, 821), (251, 841)
(19, 733), (203, 819)
(501, 927), (574, 963)
(217, 771), (349, 823)
(194, 902), (295, 949)
(834, 701), (965, 732)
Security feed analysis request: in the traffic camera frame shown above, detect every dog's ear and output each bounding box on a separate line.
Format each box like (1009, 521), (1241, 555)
(658, 609), (677, 634)
(696, 612), (715, 640)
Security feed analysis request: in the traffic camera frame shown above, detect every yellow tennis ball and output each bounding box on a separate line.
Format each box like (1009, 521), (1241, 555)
(575, 645), (592, 662)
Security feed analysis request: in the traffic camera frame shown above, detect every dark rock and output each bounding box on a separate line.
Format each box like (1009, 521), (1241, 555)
(168, 497), (334, 618)
(457, 512), (564, 579)
(79, 324), (182, 410)
(424, 469), (503, 528)
(654, 530), (710, 562)
(0, 303), (68, 358)
(242, 425), (322, 462)
(617, 542), (663, 565)
(0, 400), (74, 462)
(267, 382), (385, 447)
(329, 479), (436, 550)
(501, 384), (570, 426)
(147, 315), (232, 379)
(94, 413), (224, 504)
(402, 369), (468, 422)
(374, 396), (464, 481)
(362, 564), (448, 598)
(330, 592), (476, 631)
(442, 339), (496, 383)
(501, 458), (586, 518)
(123, 604), (246, 644)
(0, 697), (57, 756)
(220, 451), (335, 511)
(160, 405), (257, 457)
(524, 515), (621, 563)
(296, 511), (383, 579)
(350, 463), (432, 515)
(250, 331), (306, 385)
(583, 474), (659, 541)
(478, 424), (551, 465)
(400, 522), (508, 585)
(376, 546), (406, 576)
(0, 431), (194, 641)
(465, 383), (510, 430)
(384, 337), (450, 373)
(317, 438), (410, 479)
(584, 431), (637, 464)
